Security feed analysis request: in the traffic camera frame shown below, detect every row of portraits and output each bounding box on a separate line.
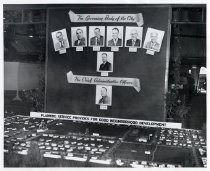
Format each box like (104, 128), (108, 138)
(52, 26), (165, 52)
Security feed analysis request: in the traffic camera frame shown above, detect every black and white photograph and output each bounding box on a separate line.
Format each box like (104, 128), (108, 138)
(97, 52), (113, 73)
(143, 27), (165, 52)
(125, 26), (143, 48)
(95, 85), (112, 106)
(106, 26), (123, 47)
(71, 26), (87, 47)
(2, 3), (207, 168)
(51, 29), (70, 51)
(89, 26), (105, 47)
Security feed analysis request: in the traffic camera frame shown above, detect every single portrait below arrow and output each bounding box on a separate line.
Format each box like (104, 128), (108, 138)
(66, 71), (140, 92)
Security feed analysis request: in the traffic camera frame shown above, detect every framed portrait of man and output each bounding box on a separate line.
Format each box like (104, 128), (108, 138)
(106, 26), (123, 47)
(71, 26), (87, 47)
(143, 27), (165, 52)
(97, 52), (114, 73)
(125, 26), (143, 48)
(51, 28), (70, 51)
(95, 85), (112, 106)
(89, 26), (105, 47)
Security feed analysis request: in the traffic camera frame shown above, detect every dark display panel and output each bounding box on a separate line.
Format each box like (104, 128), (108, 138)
(45, 5), (170, 121)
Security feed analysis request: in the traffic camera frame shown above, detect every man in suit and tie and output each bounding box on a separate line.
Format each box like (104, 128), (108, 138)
(126, 29), (141, 47)
(99, 53), (112, 71)
(98, 87), (111, 105)
(90, 28), (104, 46)
(145, 32), (160, 51)
(74, 28), (86, 46)
(55, 31), (68, 51)
(108, 27), (122, 46)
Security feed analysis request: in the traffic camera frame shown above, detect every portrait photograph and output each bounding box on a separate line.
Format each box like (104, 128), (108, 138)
(89, 26), (105, 47)
(97, 52), (114, 73)
(51, 28), (70, 51)
(106, 26), (123, 47)
(71, 26), (87, 47)
(95, 85), (112, 106)
(125, 26), (143, 48)
(143, 27), (165, 52)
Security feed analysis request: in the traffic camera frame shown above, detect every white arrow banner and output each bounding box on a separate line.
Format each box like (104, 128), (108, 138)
(68, 10), (144, 26)
(67, 71), (140, 92)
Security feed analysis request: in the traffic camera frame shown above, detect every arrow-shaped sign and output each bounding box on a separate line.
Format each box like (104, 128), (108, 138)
(67, 71), (140, 92)
(68, 10), (144, 27)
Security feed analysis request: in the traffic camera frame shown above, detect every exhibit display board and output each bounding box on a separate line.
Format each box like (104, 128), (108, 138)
(45, 5), (170, 121)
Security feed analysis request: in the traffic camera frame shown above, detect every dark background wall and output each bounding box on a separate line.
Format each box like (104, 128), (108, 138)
(45, 5), (170, 121)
